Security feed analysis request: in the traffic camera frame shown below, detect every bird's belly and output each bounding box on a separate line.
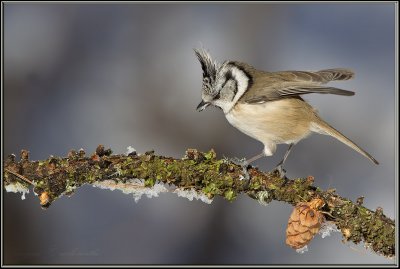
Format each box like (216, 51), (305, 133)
(226, 100), (313, 144)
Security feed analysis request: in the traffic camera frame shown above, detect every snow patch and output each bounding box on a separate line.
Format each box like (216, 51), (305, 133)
(93, 179), (167, 202)
(5, 182), (30, 200)
(296, 245), (308, 254)
(319, 222), (340, 238)
(173, 188), (213, 204)
(126, 146), (136, 155)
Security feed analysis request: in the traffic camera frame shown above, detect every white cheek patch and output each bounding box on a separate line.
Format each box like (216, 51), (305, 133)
(214, 64), (250, 114)
(230, 66), (249, 109)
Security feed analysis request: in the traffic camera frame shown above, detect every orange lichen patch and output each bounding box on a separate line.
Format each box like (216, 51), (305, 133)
(39, 192), (50, 206)
(91, 153), (101, 162)
(286, 198), (326, 249)
(306, 175), (315, 185)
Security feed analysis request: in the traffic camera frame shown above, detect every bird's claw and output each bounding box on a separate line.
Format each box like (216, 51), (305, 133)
(272, 165), (287, 179)
(229, 157), (249, 167)
(226, 157), (251, 185)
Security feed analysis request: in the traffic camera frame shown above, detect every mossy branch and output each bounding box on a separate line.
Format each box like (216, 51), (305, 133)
(3, 145), (395, 258)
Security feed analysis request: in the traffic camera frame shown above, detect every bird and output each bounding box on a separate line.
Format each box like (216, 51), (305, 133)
(194, 48), (378, 177)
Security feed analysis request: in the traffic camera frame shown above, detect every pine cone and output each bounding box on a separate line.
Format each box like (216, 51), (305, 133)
(286, 198), (325, 249)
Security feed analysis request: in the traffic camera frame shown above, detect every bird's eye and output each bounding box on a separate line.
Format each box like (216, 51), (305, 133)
(203, 77), (210, 84)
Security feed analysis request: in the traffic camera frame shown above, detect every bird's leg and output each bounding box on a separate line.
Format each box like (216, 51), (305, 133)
(273, 143), (294, 178)
(229, 152), (265, 185)
(246, 152), (266, 164)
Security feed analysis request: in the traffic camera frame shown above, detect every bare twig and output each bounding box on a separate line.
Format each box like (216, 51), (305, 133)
(4, 168), (34, 185)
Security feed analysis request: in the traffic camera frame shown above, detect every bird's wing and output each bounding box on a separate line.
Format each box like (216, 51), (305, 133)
(272, 69), (354, 83)
(240, 69), (355, 104)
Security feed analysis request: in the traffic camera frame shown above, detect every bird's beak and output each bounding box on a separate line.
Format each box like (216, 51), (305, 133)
(196, 100), (210, 112)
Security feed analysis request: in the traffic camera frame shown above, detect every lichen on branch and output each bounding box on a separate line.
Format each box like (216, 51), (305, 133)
(2, 145), (395, 258)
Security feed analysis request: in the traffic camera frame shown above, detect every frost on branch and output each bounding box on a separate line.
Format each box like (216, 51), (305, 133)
(296, 245), (309, 254)
(125, 146), (137, 156)
(5, 182), (29, 200)
(319, 222), (340, 239)
(92, 179), (168, 202)
(173, 188), (213, 204)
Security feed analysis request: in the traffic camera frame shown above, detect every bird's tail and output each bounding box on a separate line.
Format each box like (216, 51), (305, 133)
(311, 119), (379, 165)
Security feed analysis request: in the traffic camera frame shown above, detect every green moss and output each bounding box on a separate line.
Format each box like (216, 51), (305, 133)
(250, 180), (261, 190)
(144, 178), (155, 187)
(86, 172), (96, 183)
(204, 149), (216, 160)
(224, 189), (237, 201)
(203, 182), (220, 196)
(268, 184), (278, 190)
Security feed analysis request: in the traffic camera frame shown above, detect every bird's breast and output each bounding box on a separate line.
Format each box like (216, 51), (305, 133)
(225, 99), (315, 144)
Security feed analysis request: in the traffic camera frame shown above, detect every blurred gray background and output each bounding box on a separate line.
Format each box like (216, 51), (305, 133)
(3, 3), (395, 265)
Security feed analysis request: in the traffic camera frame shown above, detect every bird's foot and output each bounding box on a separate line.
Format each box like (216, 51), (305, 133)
(229, 157), (249, 167)
(272, 165), (288, 179)
(225, 157), (251, 186)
